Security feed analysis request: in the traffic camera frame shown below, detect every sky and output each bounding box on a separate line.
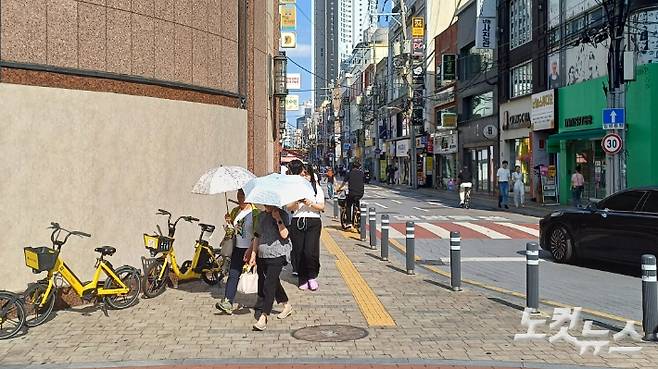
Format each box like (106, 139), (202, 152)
(284, 0), (314, 129)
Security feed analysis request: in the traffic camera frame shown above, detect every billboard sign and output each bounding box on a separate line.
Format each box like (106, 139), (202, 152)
(412, 17), (424, 37)
(285, 95), (300, 111)
(280, 4), (296, 31)
(531, 90), (556, 131)
(475, 0), (496, 49)
(287, 73), (301, 90)
(281, 32), (297, 48)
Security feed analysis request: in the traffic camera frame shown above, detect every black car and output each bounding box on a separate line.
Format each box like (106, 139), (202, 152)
(539, 187), (658, 265)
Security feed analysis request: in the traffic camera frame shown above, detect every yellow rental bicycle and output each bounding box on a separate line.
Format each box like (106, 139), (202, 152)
(142, 209), (226, 298)
(22, 223), (141, 327)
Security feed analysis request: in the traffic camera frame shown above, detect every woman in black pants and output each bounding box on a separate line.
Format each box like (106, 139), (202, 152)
(287, 160), (325, 291)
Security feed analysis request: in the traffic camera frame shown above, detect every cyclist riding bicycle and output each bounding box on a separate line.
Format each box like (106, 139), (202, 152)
(337, 160), (365, 228)
(458, 165), (473, 208)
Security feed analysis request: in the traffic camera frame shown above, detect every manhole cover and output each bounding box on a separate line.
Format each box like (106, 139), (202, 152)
(292, 324), (369, 342)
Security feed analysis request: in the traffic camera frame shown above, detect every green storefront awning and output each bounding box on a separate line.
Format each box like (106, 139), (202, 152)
(546, 128), (606, 153)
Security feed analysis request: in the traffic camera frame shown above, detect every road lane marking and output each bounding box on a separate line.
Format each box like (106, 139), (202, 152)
(454, 221), (511, 239)
(373, 202), (388, 209)
(377, 224), (405, 239)
(322, 230), (396, 327)
(495, 222), (540, 237)
(391, 200), (402, 204)
(413, 207), (429, 213)
(427, 201), (448, 208)
(417, 222), (451, 239)
(437, 257), (529, 262)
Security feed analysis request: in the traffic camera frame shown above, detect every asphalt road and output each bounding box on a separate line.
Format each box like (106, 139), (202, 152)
(328, 183), (643, 323)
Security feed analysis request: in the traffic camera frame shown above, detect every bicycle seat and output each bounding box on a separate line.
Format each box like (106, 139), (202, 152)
(199, 223), (215, 233)
(94, 246), (116, 256)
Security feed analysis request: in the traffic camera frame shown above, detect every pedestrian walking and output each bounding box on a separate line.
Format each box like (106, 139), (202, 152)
(512, 165), (525, 208)
(326, 167), (335, 199)
(571, 165), (585, 208)
(337, 160), (365, 229)
(287, 160), (324, 291)
(245, 205), (293, 331)
(215, 189), (259, 314)
(394, 164), (400, 185)
(497, 161), (511, 209)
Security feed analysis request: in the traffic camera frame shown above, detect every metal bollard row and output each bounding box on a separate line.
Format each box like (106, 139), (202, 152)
(405, 221), (415, 275)
(450, 231), (461, 291)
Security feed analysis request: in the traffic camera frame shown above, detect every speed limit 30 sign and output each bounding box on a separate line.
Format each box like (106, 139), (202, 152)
(601, 133), (623, 155)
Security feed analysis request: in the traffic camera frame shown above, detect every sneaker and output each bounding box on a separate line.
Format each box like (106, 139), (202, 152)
(308, 279), (319, 291)
(253, 314), (267, 331)
(215, 298), (234, 315)
(277, 303), (293, 319)
(292, 271), (298, 276)
(505, 205), (509, 209)
(299, 282), (309, 290)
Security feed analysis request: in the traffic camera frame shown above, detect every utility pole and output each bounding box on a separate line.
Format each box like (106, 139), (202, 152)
(399, 0), (417, 189)
(605, 0), (628, 194)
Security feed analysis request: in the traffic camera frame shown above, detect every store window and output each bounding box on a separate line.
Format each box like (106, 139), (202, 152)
(510, 0), (532, 49)
(512, 138), (532, 193)
(510, 61), (533, 98)
(469, 146), (494, 192)
(571, 140), (607, 201)
(469, 91), (494, 119)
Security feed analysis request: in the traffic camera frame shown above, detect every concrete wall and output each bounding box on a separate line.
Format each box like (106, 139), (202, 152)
(0, 83), (247, 291)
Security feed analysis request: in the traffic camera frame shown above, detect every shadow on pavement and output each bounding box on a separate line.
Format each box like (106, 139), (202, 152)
(423, 279), (454, 292)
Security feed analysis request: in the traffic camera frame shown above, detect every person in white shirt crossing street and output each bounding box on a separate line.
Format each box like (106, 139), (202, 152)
(496, 161), (511, 209)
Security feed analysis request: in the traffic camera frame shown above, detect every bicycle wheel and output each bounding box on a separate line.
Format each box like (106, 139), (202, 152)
(104, 265), (141, 309)
(340, 208), (349, 229)
(0, 291), (25, 340)
(143, 260), (169, 298)
(353, 208), (361, 229)
(201, 252), (225, 286)
(23, 282), (55, 327)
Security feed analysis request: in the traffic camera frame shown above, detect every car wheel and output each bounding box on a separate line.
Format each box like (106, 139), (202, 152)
(548, 225), (575, 263)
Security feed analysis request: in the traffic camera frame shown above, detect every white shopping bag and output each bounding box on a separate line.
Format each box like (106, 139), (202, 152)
(237, 266), (258, 294)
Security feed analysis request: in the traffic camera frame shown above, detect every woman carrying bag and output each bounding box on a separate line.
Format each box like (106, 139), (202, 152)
(215, 189), (259, 315)
(245, 205), (293, 331)
(287, 160), (325, 291)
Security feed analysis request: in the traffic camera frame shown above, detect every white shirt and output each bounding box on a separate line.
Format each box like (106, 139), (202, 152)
(234, 208), (255, 248)
(512, 172), (524, 184)
(292, 185), (324, 219)
(497, 167), (510, 182)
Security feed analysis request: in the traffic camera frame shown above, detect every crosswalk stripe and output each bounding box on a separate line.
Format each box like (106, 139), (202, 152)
(373, 202), (388, 209)
(377, 224), (405, 239)
(427, 201), (448, 208)
(417, 223), (451, 239)
(391, 200), (402, 204)
(437, 257), (529, 263)
(495, 222), (540, 237)
(413, 207), (429, 212)
(453, 222), (511, 239)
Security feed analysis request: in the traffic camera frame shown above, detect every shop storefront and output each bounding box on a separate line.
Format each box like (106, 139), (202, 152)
(548, 78), (607, 204)
(530, 90), (558, 204)
(433, 130), (458, 189)
(499, 97), (533, 197)
(395, 139), (410, 185)
(461, 122), (498, 194)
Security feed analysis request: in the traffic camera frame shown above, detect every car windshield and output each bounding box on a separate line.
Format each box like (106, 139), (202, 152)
(598, 190), (646, 212)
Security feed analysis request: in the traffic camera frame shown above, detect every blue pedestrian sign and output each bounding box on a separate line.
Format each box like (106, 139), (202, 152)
(602, 108), (625, 129)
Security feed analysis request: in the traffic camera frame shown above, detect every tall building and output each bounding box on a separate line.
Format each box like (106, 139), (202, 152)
(313, 0), (378, 107)
(0, 1), (281, 290)
(312, 0), (339, 107)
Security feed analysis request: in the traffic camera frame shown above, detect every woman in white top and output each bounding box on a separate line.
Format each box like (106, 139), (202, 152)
(215, 189), (259, 314)
(287, 160), (325, 291)
(512, 165), (525, 208)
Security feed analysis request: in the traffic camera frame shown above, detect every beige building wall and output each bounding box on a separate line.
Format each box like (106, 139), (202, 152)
(0, 0), (240, 93)
(0, 83), (247, 291)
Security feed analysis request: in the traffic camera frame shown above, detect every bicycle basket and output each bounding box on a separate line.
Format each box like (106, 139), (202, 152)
(143, 234), (174, 253)
(23, 247), (59, 273)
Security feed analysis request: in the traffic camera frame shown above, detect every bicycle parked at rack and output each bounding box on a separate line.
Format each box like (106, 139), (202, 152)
(22, 223), (141, 327)
(142, 209), (226, 298)
(0, 290), (25, 340)
(336, 189), (361, 230)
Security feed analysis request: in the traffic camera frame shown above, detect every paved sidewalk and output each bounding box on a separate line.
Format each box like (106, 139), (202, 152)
(1, 214), (656, 369)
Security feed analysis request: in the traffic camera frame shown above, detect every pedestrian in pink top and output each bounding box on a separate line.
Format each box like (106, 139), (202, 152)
(571, 165), (585, 208)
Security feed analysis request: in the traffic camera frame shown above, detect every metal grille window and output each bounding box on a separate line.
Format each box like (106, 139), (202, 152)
(510, 62), (533, 98)
(510, 0), (532, 49)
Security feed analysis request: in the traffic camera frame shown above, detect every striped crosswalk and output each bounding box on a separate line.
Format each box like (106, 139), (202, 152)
(373, 221), (539, 240)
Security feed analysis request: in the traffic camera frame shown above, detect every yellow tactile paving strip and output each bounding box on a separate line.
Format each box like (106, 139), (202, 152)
(321, 229), (396, 327)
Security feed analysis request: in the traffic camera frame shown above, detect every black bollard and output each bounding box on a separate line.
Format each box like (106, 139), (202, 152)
(380, 214), (389, 261)
(450, 231), (462, 291)
(369, 207), (377, 250)
(405, 221), (415, 275)
(642, 254), (658, 341)
(359, 203), (367, 241)
(333, 195), (339, 219)
(526, 242), (540, 312)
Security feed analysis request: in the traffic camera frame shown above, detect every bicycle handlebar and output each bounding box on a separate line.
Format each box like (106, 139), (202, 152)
(155, 209), (198, 237)
(48, 222), (91, 249)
